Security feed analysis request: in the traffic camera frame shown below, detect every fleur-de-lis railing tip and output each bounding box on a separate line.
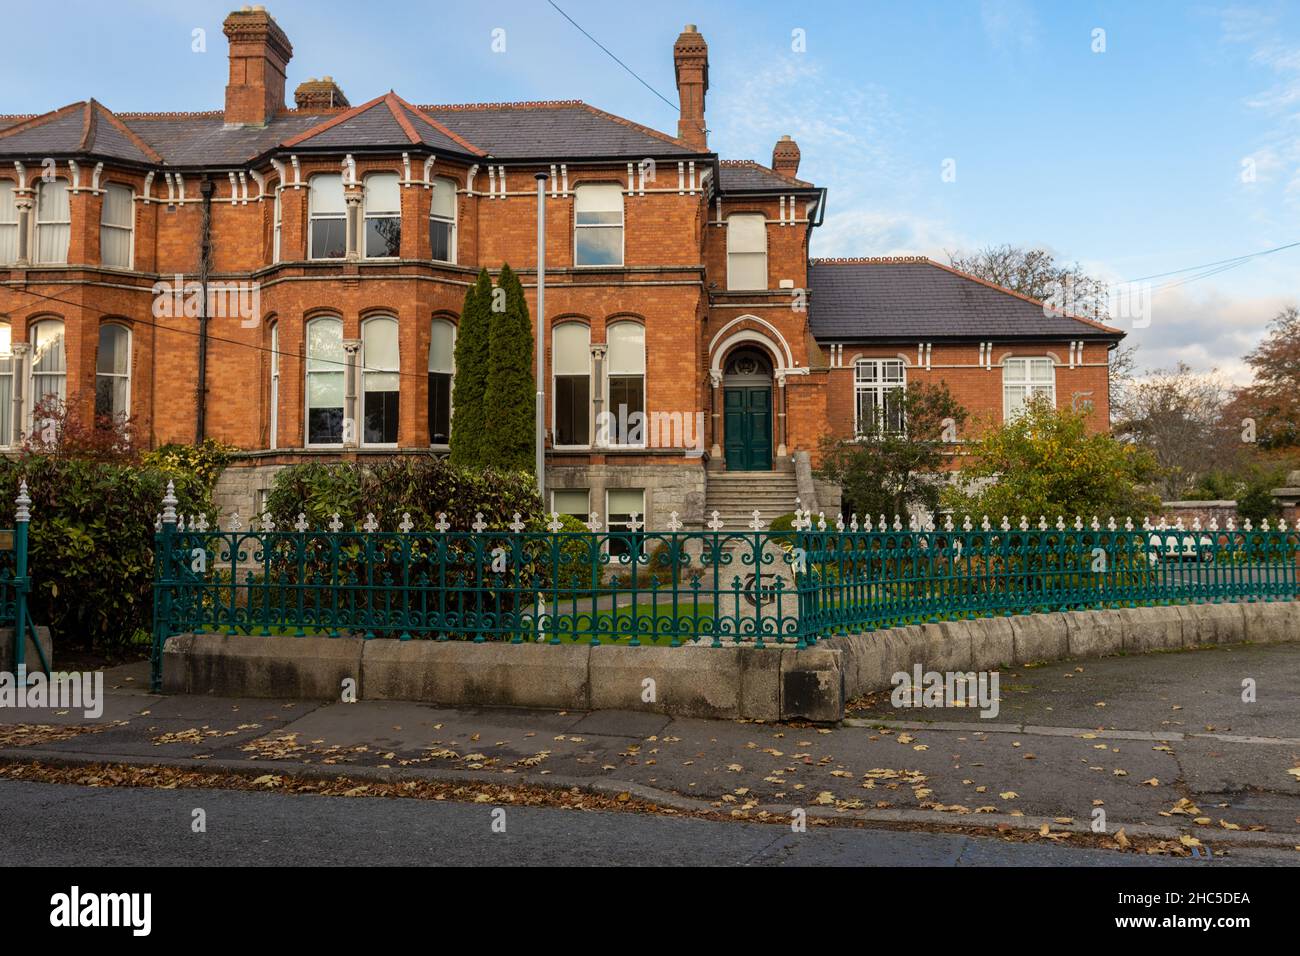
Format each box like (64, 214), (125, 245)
(294, 513), (309, 532)
(471, 512), (488, 533)
(667, 511), (683, 532)
(546, 511), (564, 532)
(399, 512), (414, 533)
(229, 510), (243, 533)
(328, 513), (344, 532)
(510, 512), (527, 533)
(435, 513), (451, 532)
(707, 510), (724, 532)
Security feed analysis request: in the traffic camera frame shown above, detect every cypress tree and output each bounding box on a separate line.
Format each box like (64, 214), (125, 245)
(449, 268), (492, 467)
(484, 263), (537, 473)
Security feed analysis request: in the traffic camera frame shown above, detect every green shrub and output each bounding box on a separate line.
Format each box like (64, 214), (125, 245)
(0, 454), (215, 653)
(767, 512), (799, 546)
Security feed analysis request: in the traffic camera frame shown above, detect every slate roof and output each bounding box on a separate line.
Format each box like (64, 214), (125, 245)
(420, 101), (694, 159)
(808, 258), (1124, 341)
(717, 160), (813, 191)
(0, 100), (162, 164)
(283, 93), (482, 155)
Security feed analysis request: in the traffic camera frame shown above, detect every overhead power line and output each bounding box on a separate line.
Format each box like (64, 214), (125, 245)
(546, 0), (680, 113)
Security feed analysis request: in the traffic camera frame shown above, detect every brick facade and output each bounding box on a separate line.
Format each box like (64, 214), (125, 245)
(0, 9), (1121, 526)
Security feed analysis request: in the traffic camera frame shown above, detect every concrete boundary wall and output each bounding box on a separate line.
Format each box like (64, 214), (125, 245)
(162, 601), (1300, 722)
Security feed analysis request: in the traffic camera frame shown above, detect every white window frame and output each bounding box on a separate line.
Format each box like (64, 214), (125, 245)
(272, 185), (282, 263)
(726, 213), (768, 291)
(428, 317), (455, 448)
(605, 487), (646, 560)
(428, 176), (457, 264)
(269, 321), (279, 450)
(305, 315), (346, 447)
(0, 322), (13, 447)
(99, 183), (134, 270)
(604, 321), (645, 448)
(308, 174), (346, 261)
(95, 323), (131, 424)
(363, 172), (401, 260)
(360, 315), (400, 447)
(29, 318), (66, 434)
(552, 323), (591, 449)
(1002, 356), (1056, 421)
(34, 179), (70, 265)
(0, 181), (19, 266)
(573, 183), (624, 268)
(853, 358), (906, 438)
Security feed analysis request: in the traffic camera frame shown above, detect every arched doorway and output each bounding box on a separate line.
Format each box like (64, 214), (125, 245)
(722, 348), (773, 471)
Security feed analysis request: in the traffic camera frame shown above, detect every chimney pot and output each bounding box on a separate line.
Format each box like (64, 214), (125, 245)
(294, 76), (350, 111)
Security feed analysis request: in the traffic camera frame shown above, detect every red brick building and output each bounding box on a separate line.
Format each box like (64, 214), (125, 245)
(0, 7), (1121, 527)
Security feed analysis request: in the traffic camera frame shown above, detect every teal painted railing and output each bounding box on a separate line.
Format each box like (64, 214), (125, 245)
(150, 484), (1300, 692)
(2, 481), (48, 676)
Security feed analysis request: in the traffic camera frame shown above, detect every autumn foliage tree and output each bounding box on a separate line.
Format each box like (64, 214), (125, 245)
(1226, 306), (1300, 452)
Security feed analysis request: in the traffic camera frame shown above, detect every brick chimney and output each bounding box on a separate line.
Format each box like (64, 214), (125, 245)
(222, 5), (293, 127)
(772, 135), (801, 179)
(673, 24), (709, 149)
(294, 76), (350, 110)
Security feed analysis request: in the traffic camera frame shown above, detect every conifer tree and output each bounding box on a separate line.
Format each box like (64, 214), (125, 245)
(484, 263), (537, 473)
(449, 268), (492, 466)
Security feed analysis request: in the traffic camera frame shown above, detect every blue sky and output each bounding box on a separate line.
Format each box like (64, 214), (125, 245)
(3, 0), (1297, 381)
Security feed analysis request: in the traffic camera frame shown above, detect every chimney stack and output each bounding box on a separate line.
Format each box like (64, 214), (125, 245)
(222, 6), (293, 127)
(294, 76), (350, 110)
(772, 135), (801, 179)
(673, 24), (709, 149)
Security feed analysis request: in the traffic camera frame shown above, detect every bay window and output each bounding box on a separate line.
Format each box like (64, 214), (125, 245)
(35, 180), (70, 264)
(95, 324), (131, 423)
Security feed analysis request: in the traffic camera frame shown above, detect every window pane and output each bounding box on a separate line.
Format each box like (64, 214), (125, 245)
(37, 181), (69, 221)
(101, 185), (133, 228)
(36, 223), (69, 263)
(575, 227), (622, 266)
(308, 407), (343, 444)
(307, 319), (344, 370)
(311, 218), (346, 259)
(727, 214), (766, 253)
(428, 371), (451, 444)
(32, 322), (65, 374)
(555, 375), (590, 445)
(552, 489), (588, 518)
(554, 324), (590, 375)
(0, 182), (15, 223)
(97, 325), (129, 375)
(429, 319), (455, 373)
(95, 374), (129, 420)
(430, 178), (456, 219)
(365, 217), (401, 257)
(101, 224), (132, 268)
(0, 372), (10, 447)
(364, 173), (399, 214)
(608, 376), (644, 438)
(310, 174), (345, 214)
(606, 323), (644, 374)
(574, 184), (623, 217)
(363, 318), (399, 369)
(429, 219), (453, 261)
(0, 224), (15, 265)
(308, 370), (344, 406)
(607, 488), (645, 553)
(728, 252), (766, 290)
(364, 389), (399, 444)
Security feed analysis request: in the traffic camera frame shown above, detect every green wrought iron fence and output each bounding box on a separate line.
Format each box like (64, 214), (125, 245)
(150, 481), (1300, 692)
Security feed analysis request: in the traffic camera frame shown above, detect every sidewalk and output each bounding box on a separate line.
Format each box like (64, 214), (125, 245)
(2, 642), (1299, 855)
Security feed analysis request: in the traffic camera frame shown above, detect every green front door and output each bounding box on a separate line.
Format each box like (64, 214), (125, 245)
(723, 386), (772, 471)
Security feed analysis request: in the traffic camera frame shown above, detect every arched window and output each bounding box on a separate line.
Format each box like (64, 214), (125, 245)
(309, 174), (346, 260)
(727, 213), (767, 290)
(305, 316), (345, 445)
(100, 184), (134, 269)
(605, 321), (644, 447)
(574, 184), (623, 267)
(95, 324), (131, 423)
(0, 322), (13, 446)
(553, 323), (590, 447)
(364, 173), (401, 258)
(1003, 357), (1055, 421)
(30, 319), (66, 412)
(0, 181), (17, 265)
(428, 317), (455, 446)
(35, 180), (70, 264)
(362, 316), (400, 445)
(268, 321), (279, 450)
(429, 177), (457, 263)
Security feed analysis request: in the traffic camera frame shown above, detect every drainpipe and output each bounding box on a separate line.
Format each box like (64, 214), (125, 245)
(196, 176), (214, 443)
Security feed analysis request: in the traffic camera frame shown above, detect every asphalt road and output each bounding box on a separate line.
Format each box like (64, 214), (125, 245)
(1, 779), (1290, 866)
